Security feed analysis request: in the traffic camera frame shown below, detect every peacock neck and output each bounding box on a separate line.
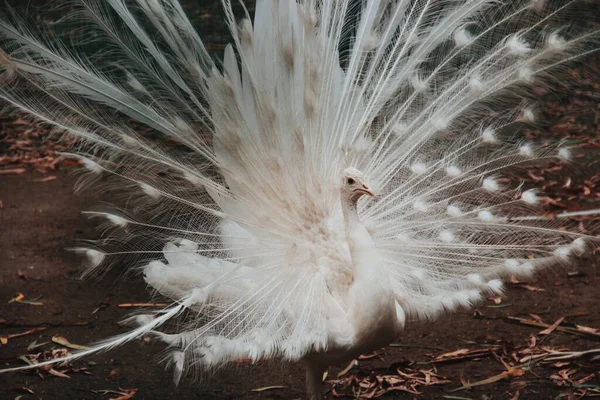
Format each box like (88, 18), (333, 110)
(342, 196), (360, 230)
(341, 193), (377, 282)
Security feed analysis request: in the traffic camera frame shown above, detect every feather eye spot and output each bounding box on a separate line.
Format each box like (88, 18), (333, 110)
(519, 107), (536, 123)
(445, 166), (462, 177)
(140, 183), (161, 200)
(478, 210), (495, 222)
(410, 162), (428, 175)
(487, 280), (504, 293)
(81, 158), (102, 174)
(447, 205), (463, 218)
(454, 27), (474, 47)
(469, 77), (486, 92)
(547, 32), (567, 51)
(413, 200), (429, 213)
(410, 75), (428, 92)
(521, 189), (539, 205)
(558, 148), (571, 161)
(507, 35), (531, 55)
(518, 66), (534, 83)
(392, 122), (408, 136)
(482, 177), (500, 192)
(519, 144), (535, 157)
(481, 127), (497, 144)
(439, 230), (456, 243)
(467, 273), (484, 285)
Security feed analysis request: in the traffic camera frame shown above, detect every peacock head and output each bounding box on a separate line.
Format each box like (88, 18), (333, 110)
(342, 167), (374, 202)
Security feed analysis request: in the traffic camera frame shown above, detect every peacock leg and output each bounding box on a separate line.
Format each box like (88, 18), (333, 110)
(305, 361), (327, 400)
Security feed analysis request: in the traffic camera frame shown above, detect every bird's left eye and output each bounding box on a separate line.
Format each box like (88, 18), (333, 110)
(347, 178), (355, 185)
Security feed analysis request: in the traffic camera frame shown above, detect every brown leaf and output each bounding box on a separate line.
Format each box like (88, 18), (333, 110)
(0, 168), (26, 175)
(539, 317), (565, 335)
(33, 175), (57, 182)
(358, 352), (381, 360)
(110, 388), (138, 400)
(12, 387), (35, 394)
(506, 316), (600, 338)
(551, 362), (571, 368)
(337, 359), (357, 378)
(9, 293), (43, 306)
(251, 386), (287, 392)
(432, 347), (497, 363)
(516, 284), (545, 292)
(9, 293), (25, 303)
(48, 368), (70, 379)
(529, 314), (544, 324)
(117, 303), (169, 308)
(6, 327), (47, 342)
(452, 368), (525, 391)
(574, 324), (600, 335)
(52, 335), (88, 350)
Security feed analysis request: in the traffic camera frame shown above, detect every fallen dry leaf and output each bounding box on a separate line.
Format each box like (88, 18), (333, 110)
(251, 385), (287, 392)
(109, 388), (138, 400)
(1, 327), (47, 344)
(11, 387), (35, 395)
(338, 359), (357, 378)
(514, 284), (545, 292)
(452, 368), (525, 391)
(48, 368), (70, 379)
(433, 347), (498, 363)
(0, 168), (26, 175)
(540, 317), (566, 336)
(117, 303), (170, 308)
(506, 316), (600, 339)
(52, 335), (89, 350)
(33, 175), (57, 182)
(8, 293), (43, 306)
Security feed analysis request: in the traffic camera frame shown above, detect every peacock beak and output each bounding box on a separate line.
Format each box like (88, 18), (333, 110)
(355, 184), (375, 197)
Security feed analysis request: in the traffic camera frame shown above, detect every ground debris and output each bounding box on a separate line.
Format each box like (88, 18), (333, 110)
(87, 388), (138, 400)
(51, 335), (89, 350)
(17, 347), (92, 379)
(117, 302), (170, 308)
(450, 367), (525, 392)
(329, 366), (450, 398)
(336, 313), (600, 398)
(432, 347), (501, 363)
(0, 113), (76, 173)
(506, 316), (600, 339)
(0, 327), (47, 345)
(250, 385), (287, 392)
(9, 292), (44, 306)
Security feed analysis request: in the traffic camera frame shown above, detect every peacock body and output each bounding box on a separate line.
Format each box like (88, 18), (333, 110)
(0, 0), (599, 398)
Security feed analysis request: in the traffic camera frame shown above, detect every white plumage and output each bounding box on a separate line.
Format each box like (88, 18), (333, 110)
(0, 0), (599, 398)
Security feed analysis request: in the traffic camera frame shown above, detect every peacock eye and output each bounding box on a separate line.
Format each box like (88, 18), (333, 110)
(346, 178), (355, 185)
